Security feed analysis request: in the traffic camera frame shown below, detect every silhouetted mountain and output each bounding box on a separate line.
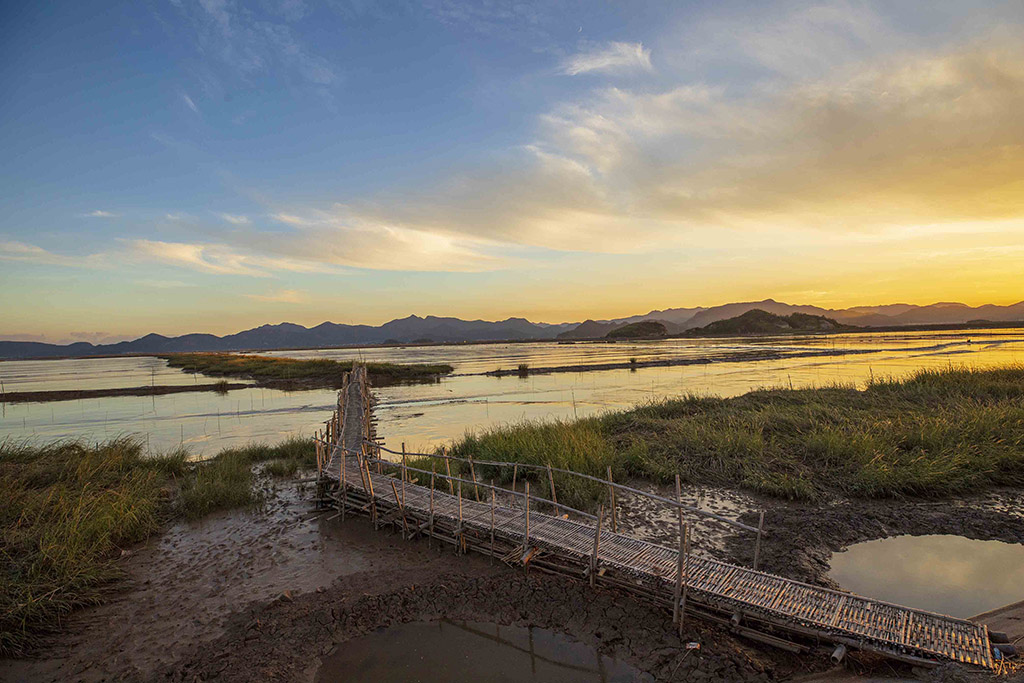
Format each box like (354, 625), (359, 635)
(606, 321), (668, 338)
(685, 309), (848, 336)
(3, 299), (1022, 360)
(0, 317), (577, 359)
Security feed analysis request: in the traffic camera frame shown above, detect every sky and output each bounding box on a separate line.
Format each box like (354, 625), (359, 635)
(2, 0), (1023, 343)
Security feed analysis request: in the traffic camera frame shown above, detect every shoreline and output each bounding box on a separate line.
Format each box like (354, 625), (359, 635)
(0, 381), (251, 404)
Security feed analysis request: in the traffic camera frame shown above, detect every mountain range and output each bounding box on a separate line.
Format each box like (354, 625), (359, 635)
(2, 299), (1022, 360)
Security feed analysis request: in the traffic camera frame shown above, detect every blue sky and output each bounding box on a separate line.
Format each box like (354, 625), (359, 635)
(2, 1), (1023, 342)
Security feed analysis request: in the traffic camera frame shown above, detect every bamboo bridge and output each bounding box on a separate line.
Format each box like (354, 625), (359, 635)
(313, 366), (996, 671)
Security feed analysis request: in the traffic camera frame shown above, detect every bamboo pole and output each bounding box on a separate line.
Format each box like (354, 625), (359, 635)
(469, 455), (480, 502)
(401, 443), (407, 508)
(363, 451), (377, 528)
(590, 504), (604, 587)
(753, 510), (765, 571)
(340, 447), (347, 522)
(444, 451), (454, 495)
(680, 522), (690, 636)
(490, 483), (496, 562)
(390, 480), (408, 538)
(673, 474), (684, 625)
(512, 464), (519, 504)
(523, 481), (530, 550)
(546, 463), (557, 508)
(429, 465), (436, 546)
(606, 465), (616, 533)
(457, 481), (464, 554)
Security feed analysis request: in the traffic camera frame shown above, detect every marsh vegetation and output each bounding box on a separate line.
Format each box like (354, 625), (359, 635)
(162, 353), (453, 387)
(444, 365), (1024, 508)
(0, 436), (315, 655)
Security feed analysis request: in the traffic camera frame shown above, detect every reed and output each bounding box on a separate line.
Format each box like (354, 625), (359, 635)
(0, 435), (316, 655)
(445, 364), (1024, 502)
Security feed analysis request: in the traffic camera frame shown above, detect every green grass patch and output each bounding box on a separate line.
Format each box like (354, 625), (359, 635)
(0, 435), (315, 655)
(162, 353), (452, 386)
(444, 365), (1024, 506)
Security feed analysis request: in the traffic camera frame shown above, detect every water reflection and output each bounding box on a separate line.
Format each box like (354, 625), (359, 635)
(315, 619), (648, 683)
(1, 328), (1021, 456)
(828, 535), (1024, 618)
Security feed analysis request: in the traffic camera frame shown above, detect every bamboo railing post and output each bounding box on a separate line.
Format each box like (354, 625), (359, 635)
(546, 463), (557, 510)
(753, 510), (765, 571)
(673, 474), (684, 626)
(590, 504), (604, 587)
(401, 443), (407, 508)
(390, 480), (408, 538)
(429, 465), (436, 546)
(340, 446), (347, 522)
(680, 522), (690, 636)
(469, 455), (480, 502)
(457, 481), (464, 554)
(606, 465), (617, 533)
(363, 450), (377, 529)
(490, 482), (496, 562)
(444, 451), (454, 495)
(512, 464), (519, 504)
(523, 481), (530, 551)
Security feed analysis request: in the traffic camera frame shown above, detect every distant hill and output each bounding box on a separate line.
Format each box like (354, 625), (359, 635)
(4, 298), (1023, 360)
(0, 316), (577, 360)
(685, 309), (849, 336)
(606, 321), (668, 338)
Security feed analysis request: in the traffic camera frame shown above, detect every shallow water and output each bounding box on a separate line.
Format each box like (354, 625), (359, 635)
(828, 535), (1024, 618)
(315, 619), (648, 683)
(1, 328), (1022, 456)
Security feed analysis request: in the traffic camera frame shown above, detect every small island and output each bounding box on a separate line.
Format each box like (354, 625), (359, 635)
(684, 309), (851, 336)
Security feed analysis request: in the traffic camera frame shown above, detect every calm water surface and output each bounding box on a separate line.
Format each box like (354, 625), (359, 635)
(828, 535), (1024, 618)
(2, 328), (1022, 456)
(314, 620), (649, 683)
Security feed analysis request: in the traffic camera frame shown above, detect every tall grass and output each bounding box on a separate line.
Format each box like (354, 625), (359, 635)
(0, 435), (315, 655)
(445, 365), (1024, 505)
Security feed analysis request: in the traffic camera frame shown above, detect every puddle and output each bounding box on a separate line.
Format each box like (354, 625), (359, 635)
(828, 535), (1024, 618)
(315, 619), (650, 682)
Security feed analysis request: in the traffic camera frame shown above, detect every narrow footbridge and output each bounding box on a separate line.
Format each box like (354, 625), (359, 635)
(314, 367), (994, 671)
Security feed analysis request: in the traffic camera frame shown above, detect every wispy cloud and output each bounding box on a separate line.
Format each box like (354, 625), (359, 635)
(246, 288), (306, 303)
(219, 212), (251, 225)
(81, 210), (117, 218)
(561, 41), (653, 76)
(181, 92), (199, 114)
(128, 239), (330, 276)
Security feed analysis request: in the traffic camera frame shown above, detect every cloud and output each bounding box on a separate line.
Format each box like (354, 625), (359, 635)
(0, 241), (98, 266)
(561, 42), (653, 76)
(182, 93), (200, 114)
(246, 289), (306, 303)
(219, 212), (251, 225)
(81, 210), (117, 218)
(128, 239), (331, 276)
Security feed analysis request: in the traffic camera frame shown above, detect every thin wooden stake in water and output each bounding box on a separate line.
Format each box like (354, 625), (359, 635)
(546, 463), (557, 508)
(590, 504), (604, 587)
(753, 510), (765, 571)
(606, 465), (617, 533)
